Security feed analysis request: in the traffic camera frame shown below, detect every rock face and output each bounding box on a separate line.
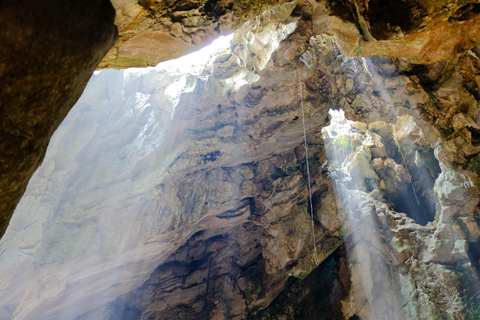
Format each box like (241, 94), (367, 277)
(3, 0), (480, 319)
(0, 16), (342, 319)
(100, 0), (295, 68)
(325, 0), (480, 63)
(0, 0), (118, 239)
(101, 0), (480, 69)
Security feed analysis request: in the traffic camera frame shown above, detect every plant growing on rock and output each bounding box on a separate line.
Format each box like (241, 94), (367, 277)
(389, 123), (401, 152)
(333, 135), (349, 148)
(331, 134), (349, 170)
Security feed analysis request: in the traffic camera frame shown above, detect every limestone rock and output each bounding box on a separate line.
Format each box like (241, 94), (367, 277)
(324, 0), (480, 64)
(0, 21), (343, 319)
(98, 0), (480, 69)
(100, 0), (297, 69)
(0, 0), (118, 240)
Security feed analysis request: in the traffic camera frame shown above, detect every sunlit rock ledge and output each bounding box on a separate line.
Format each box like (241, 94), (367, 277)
(101, 0), (480, 69)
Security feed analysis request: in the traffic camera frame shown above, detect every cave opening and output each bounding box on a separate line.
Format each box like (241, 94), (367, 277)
(388, 152), (439, 226)
(4, 4), (480, 319)
(467, 241), (480, 278)
(450, 3), (480, 22)
(387, 179), (435, 226)
(251, 246), (347, 320)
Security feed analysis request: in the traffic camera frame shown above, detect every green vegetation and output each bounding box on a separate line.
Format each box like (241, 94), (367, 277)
(333, 135), (349, 148)
(464, 155), (480, 187)
(363, 66), (369, 75)
(269, 162), (299, 181)
(393, 132), (401, 152)
(389, 123), (401, 153)
(453, 262), (480, 319)
(455, 217), (470, 241)
(464, 291), (480, 319)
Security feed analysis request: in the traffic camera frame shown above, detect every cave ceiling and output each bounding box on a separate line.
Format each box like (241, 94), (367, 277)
(102, 0), (480, 69)
(1, 0), (480, 254)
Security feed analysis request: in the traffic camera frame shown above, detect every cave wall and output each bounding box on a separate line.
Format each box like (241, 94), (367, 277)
(0, 0), (118, 240)
(100, 0), (296, 68)
(101, 0), (480, 69)
(325, 0), (480, 63)
(1, 13), (346, 319)
(79, 9), (480, 318)
(4, 5), (480, 318)
(2, 0), (480, 243)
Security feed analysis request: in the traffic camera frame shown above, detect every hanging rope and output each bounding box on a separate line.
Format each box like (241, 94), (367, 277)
(297, 70), (319, 266)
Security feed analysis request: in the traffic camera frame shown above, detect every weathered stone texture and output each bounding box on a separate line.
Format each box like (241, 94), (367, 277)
(99, 0), (294, 69)
(100, 0), (480, 68)
(0, 0), (118, 239)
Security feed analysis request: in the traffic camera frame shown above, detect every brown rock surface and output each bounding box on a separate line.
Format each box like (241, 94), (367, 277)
(99, 0), (295, 69)
(101, 0), (480, 69)
(323, 0), (480, 63)
(0, 1), (118, 239)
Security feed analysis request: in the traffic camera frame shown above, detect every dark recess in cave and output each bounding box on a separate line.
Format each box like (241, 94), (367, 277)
(367, 0), (424, 40)
(201, 150), (220, 163)
(407, 62), (451, 92)
(387, 153), (439, 226)
(203, 0), (231, 17)
(449, 3), (480, 22)
(310, 185), (330, 226)
(468, 127), (480, 147)
(467, 241), (480, 276)
(250, 246), (347, 320)
(388, 180), (434, 226)
(138, 0), (151, 9)
(326, 0), (355, 23)
(453, 256), (480, 320)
